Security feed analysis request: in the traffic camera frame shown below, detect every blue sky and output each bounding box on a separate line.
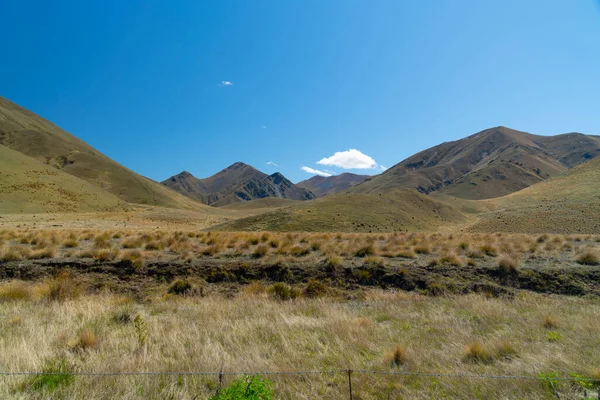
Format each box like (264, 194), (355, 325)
(2, 1), (599, 183)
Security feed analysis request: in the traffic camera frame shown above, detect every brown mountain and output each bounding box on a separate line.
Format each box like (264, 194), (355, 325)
(0, 96), (206, 209)
(162, 162), (316, 206)
(352, 126), (600, 200)
(296, 173), (368, 197)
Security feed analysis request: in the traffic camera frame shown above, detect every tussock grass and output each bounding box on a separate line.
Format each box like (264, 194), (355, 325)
(576, 250), (600, 266)
(0, 280), (596, 398)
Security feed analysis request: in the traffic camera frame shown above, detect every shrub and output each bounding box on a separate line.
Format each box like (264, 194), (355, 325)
(168, 279), (193, 295)
(576, 250), (600, 266)
(251, 244), (269, 259)
(243, 281), (267, 296)
(209, 375), (274, 400)
(310, 242), (321, 251)
(354, 244), (375, 258)
(384, 345), (408, 367)
(463, 342), (493, 363)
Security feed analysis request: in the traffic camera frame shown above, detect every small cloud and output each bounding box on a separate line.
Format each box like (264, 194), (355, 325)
(218, 81), (233, 86)
(260, 126), (267, 129)
(380, 165), (388, 171)
(301, 166), (333, 177)
(266, 161), (278, 167)
(317, 149), (378, 169)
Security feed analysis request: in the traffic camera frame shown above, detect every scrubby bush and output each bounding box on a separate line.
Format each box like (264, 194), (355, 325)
(543, 315), (559, 329)
(497, 257), (519, 275)
(289, 246), (310, 257)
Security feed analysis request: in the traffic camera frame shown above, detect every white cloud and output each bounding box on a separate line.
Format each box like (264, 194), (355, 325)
(317, 149), (378, 169)
(218, 81), (233, 86)
(380, 165), (388, 171)
(266, 161), (278, 167)
(301, 166), (333, 177)
(260, 126), (267, 129)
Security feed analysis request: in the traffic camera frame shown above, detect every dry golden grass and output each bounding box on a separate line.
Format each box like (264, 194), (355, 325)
(0, 230), (599, 274)
(0, 282), (597, 399)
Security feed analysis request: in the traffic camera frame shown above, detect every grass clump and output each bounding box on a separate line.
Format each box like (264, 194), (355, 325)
(0, 281), (33, 302)
(576, 250), (600, 266)
(463, 342), (493, 364)
(480, 244), (497, 257)
(289, 246), (310, 257)
(325, 255), (343, 268)
(251, 244), (269, 259)
(45, 271), (81, 302)
(71, 329), (99, 351)
(302, 279), (329, 298)
(23, 358), (74, 392)
(168, 279), (193, 295)
(209, 375), (274, 400)
(268, 283), (299, 301)
(354, 244), (375, 258)
(543, 315), (559, 329)
(413, 245), (430, 255)
(384, 345), (408, 367)
(497, 257), (519, 275)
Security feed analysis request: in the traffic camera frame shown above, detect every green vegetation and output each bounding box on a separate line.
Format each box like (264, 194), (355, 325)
(209, 376), (274, 400)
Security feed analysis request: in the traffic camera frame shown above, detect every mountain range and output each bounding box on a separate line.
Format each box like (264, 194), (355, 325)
(1, 96), (600, 234)
(296, 173), (368, 197)
(162, 163), (315, 206)
(352, 126), (600, 199)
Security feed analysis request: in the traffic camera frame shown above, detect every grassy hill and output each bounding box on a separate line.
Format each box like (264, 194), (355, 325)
(296, 172), (368, 197)
(0, 145), (129, 213)
(352, 126), (600, 200)
(470, 156), (600, 234)
(213, 189), (468, 232)
(0, 97), (207, 209)
(162, 163), (315, 206)
(220, 197), (299, 210)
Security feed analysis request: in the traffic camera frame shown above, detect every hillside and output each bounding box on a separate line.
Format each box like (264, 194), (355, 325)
(0, 145), (128, 213)
(0, 97), (206, 209)
(162, 163), (315, 206)
(213, 189), (467, 232)
(352, 126), (600, 200)
(296, 172), (368, 197)
(470, 155), (600, 234)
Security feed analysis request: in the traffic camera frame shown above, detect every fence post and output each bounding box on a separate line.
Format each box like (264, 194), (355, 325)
(347, 369), (353, 400)
(216, 366), (224, 396)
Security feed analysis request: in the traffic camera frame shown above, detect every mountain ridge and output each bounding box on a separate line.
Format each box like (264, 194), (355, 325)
(162, 163), (316, 206)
